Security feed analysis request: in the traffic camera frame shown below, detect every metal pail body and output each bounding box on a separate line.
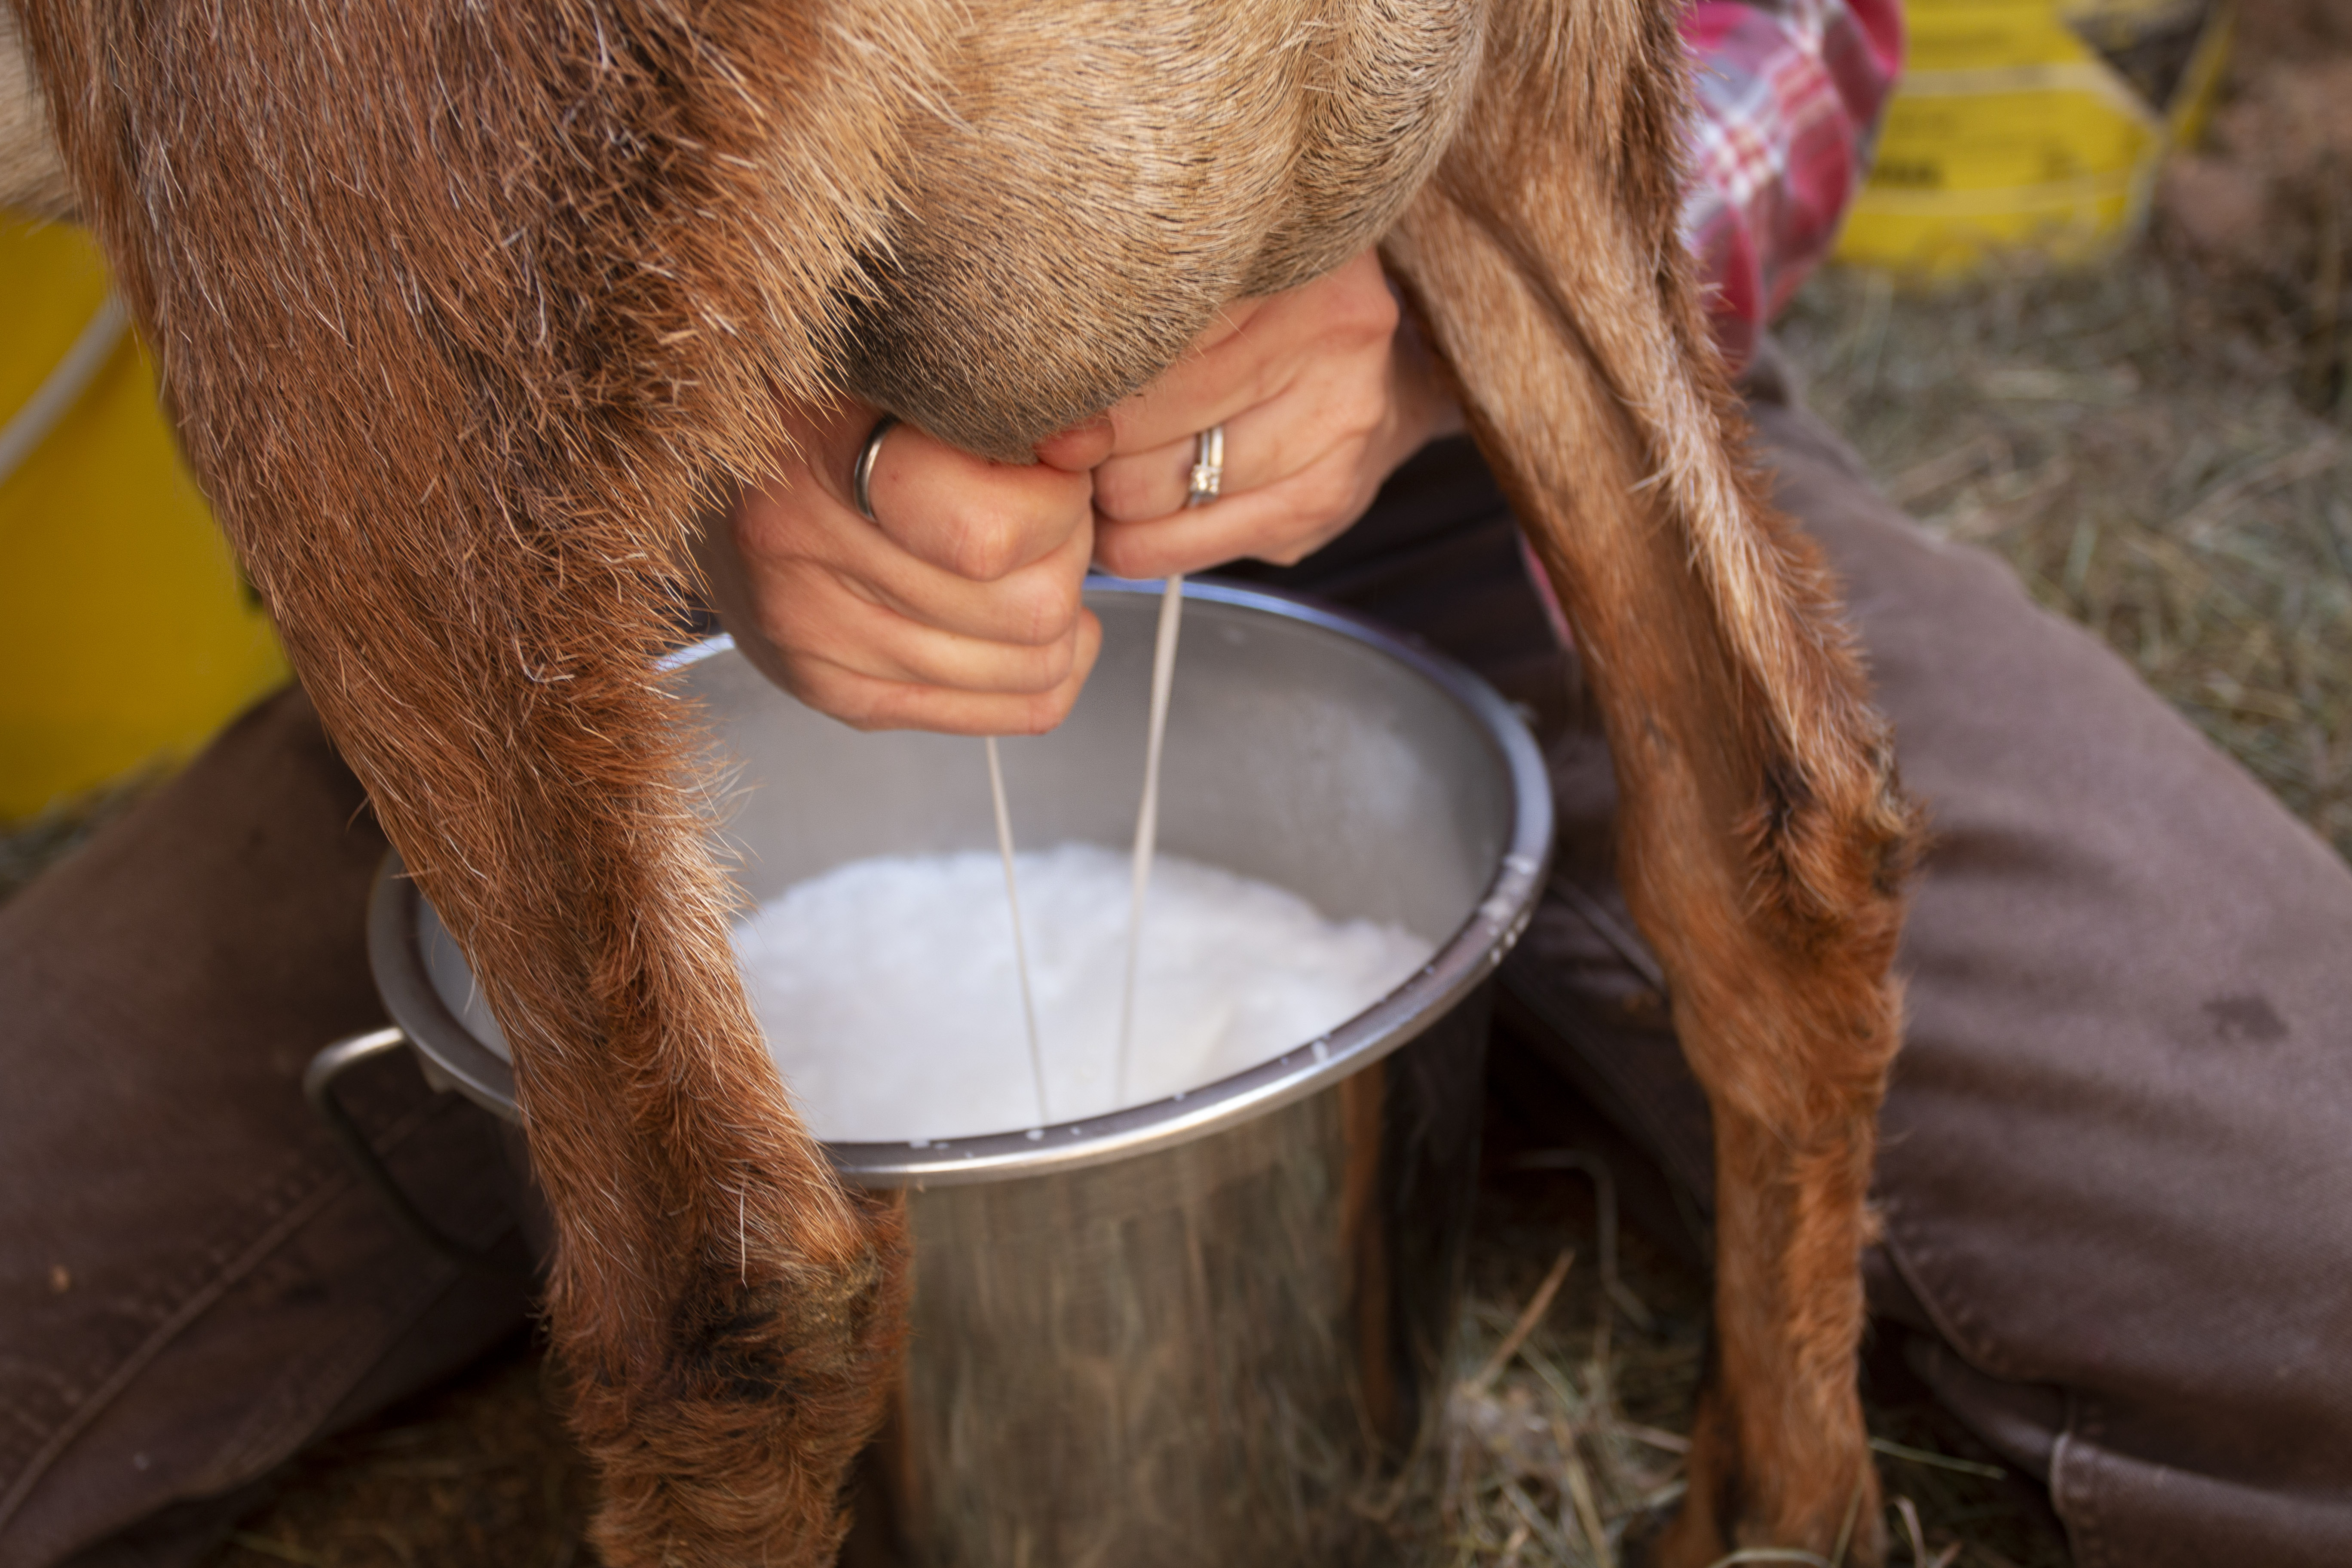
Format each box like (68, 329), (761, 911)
(363, 580), (1551, 1566)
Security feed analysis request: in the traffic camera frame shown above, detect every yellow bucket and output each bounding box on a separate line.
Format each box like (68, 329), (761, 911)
(0, 214), (288, 821)
(1837, 0), (2233, 276)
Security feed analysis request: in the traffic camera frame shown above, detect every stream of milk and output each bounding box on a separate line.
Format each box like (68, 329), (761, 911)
(1117, 574), (1186, 1100)
(732, 842), (1434, 1143)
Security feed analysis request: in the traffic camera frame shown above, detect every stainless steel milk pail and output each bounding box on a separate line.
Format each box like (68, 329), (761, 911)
(339, 579), (1550, 1566)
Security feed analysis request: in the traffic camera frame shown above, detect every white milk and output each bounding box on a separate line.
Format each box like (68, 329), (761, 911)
(732, 842), (1435, 1143)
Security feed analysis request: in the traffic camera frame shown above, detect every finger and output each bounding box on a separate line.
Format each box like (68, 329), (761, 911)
(1093, 443), (1383, 579)
(742, 545), (1099, 693)
(1091, 427), (1239, 526)
(733, 476), (1095, 649)
(863, 420), (1096, 583)
(851, 515), (1095, 649)
(1034, 415), (1115, 473)
(1091, 375), (1378, 525)
(702, 396), (1109, 737)
(778, 612), (1104, 736)
(1104, 250), (1396, 458)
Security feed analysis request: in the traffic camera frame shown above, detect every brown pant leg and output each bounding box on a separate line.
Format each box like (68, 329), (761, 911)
(0, 689), (531, 1568)
(1255, 355), (2352, 1565)
(1743, 356), (2352, 1568)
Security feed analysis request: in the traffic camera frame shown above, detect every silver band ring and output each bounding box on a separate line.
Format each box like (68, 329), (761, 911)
(1186, 425), (1225, 508)
(853, 415), (899, 522)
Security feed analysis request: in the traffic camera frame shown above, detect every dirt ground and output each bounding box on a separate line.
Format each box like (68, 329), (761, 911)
(3, 1), (2338, 1564)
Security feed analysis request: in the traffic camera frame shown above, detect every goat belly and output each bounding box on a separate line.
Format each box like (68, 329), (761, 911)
(730, 841), (1433, 1142)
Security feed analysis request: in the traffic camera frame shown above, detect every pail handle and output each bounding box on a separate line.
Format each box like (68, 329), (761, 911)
(304, 1027), (530, 1280)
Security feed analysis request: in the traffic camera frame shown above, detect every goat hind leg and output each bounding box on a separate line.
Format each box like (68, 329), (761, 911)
(1385, 12), (1914, 1556)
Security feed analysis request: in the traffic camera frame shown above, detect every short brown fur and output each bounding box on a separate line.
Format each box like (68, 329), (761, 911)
(6, 1), (1918, 1563)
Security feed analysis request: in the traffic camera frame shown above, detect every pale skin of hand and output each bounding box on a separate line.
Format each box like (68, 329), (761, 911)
(695, 247), (1465, 735)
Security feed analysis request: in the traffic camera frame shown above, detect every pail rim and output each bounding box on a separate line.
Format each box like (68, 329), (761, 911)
(368, 576), (1553, 1188)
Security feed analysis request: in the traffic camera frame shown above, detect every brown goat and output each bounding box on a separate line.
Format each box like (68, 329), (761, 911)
(3, 0), (1917, 1562)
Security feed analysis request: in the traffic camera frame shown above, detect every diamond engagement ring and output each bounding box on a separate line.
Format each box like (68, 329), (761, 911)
(1185, 425), (1225, 508)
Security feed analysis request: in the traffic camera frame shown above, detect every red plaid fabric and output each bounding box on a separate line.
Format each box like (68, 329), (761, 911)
(1680, 0), (1904, 365)
(1514, 0), (1902, 643)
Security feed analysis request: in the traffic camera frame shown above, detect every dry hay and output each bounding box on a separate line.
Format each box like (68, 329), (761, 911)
(1390, 1081), (2070, 1568)
(1778, 250), (2351, 860)
(1777, 0), (2351, 860)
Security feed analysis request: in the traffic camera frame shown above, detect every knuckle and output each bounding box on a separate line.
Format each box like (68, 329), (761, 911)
(1335, 395), (1386, 444)
(1036, 633), (1080, 686)
(1335, 277), (1399, 342)
(757, 584), (848, 662)
(946, 514), (1024, 581)
(1008, 686), (1078, 736)
(730, 501), (802, 564)
(792, 668), (889, 731)
(1090, 527), (1145, 579)
(992, 640), (1075, 699)
(1304, 470), (1356, 523)
(844, 680), (939, 733)
(1092, 470), (1154, 524)
(1016, 582), (1083, 646)
(758, 613), (811, 667)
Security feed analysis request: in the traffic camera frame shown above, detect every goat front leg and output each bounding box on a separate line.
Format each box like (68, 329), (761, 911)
(1384, 3), (1919, 1559)
(12, 0), (931, 1559)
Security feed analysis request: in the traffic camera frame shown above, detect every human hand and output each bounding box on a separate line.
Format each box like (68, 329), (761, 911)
(696, 248), (1458, 735)
(1088, 247), (1464, 579)
(694, 399), (1114, 735)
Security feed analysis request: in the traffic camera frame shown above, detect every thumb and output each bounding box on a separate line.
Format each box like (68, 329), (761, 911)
(1034, 415), (1115, 474)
